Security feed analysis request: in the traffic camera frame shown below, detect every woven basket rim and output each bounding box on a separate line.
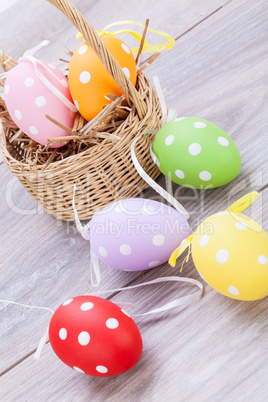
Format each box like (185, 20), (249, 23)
(0, 73), (158, 173)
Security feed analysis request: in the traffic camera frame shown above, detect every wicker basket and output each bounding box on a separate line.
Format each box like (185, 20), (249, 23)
(0, 0), (162, 221)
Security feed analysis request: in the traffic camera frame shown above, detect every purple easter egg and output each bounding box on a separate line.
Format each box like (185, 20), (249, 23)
(90, 198), (190, 271)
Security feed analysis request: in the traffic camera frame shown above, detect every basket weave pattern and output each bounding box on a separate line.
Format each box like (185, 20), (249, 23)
(0, 0), (162, 220)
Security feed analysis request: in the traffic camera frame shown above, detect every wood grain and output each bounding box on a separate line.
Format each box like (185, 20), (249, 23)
(0, 0), (268, 400)
(0, 0), (228, 373)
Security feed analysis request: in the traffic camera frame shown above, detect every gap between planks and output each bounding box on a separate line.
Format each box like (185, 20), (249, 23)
(1, 0), (267, 378)
(0, 185), (267, 377)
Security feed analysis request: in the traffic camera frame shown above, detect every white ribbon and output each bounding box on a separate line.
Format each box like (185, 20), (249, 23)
(130, 131), (190, 219)
(0, 299), (54, 360)
(90, 276), (203, 317)
(2, 40), (77, 112)
(131, 75), (189, 218)
(72, 184), (101, 287)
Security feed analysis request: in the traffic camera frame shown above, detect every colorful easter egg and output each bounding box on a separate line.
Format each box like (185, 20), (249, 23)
(4, 60), (76, 147)
(68, 35), (137, 121)
(191, 211), (268, 300)
(152, 117), (241, 189)
(90, 198), (190, 271)
(49, 295), (143, 376)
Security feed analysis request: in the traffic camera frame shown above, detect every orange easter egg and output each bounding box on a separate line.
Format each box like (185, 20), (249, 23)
(68, 35), (137, 121)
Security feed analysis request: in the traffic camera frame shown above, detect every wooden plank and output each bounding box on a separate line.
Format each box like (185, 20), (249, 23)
(0, 0), (229, 374)
(0, 0), (226, 62)
(1, 0), (268, 400)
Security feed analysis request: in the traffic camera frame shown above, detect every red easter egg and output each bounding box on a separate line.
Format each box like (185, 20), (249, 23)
(49, 295), (143, 377)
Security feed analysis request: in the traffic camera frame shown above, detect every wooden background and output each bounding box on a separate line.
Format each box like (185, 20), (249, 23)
(0, 0), (267, 400)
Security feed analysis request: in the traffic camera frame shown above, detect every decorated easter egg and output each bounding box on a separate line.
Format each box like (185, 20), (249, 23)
(90, 198), (190, 271)
(49, 295), (143, 376)
(152, 117), (241, 189)
(68, 35), (137, 121)
(4, 60), (76, 147)
(191, 211), (268, 300)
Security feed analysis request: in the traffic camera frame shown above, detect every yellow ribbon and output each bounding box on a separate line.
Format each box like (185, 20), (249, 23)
(76, 20), (175, 54)
(168, 191), (260, 268)
(169, 234), (194, 268)
(225, 191), (259, 213)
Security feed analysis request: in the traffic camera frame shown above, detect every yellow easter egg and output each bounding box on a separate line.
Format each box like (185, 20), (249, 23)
(68, 35), (137, 121)
(192, 211), (268, 300)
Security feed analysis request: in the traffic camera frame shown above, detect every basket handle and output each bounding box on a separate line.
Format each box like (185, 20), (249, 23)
(46, 0), (147, 118)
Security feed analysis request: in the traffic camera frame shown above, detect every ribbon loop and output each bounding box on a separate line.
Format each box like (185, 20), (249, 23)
(77, 20), (175, 55)
(18, 41), (77, 113)
(90, 276), (203, 317)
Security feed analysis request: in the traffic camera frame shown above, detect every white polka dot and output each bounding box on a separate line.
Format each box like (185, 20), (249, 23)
(35, 96), (46, 107)
(121, 43), (131, 54)
(80, 71), (91, 84)
(121, 309), (130, 317)
(49, 63), (57, 69)
(199, 171), (211, 181)
(73, 366), (85, 374)
(218, 136), (229, 146)
(106, 318), (119, 329)
(174, 117), (185, 121)
(175, 170), (185, 179)
(59, 328), (67, 340)
(194, 122), (207, 128)
(258, 255), (268, 265)
(74, 100), (79, 110)
(216, 249), (229, 264)
(96, 365), (108, 374)
(228, 285), (240, 296)
(60, 79), (68, 88)
(29, 126), (38, 135)
(165, 135), (174, 146)
(217, 211), (229, 215)
(148, 260), (160, 267)
(199, 235), (209, 247)
(152, 234), (165, 246)
(80, 302), (94, 311)
(78, 331), (90, 346)
(122, 67), (130, 79)
(98, 246), (108, 257)
(4, 84), (10, 95)
(78, 45), (88, 55)
(120, 244), (132, 255)
(199, 272), (206, 282)
(62, 298), (73, 306)
(14, 110), (22, 120)
(25, 77), (34, 87)
(235, 222), (247, 230)
(188, 143), (201, 156)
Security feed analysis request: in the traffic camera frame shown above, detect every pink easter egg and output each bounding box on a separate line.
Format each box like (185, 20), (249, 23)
(90, 198), (190, 271)
(4, 60), (76, 148)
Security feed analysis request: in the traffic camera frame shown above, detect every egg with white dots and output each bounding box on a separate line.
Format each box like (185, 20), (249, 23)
(191, 211), (268, 300)
(49, 295), (143, 376)
(4, 60), (76, 147)
(152, 117), (241, 189)
(90, 198), (190, 271)
(68, 35), (137, 121)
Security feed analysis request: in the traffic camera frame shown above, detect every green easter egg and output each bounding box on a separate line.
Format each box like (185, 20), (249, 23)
(152, 117), (241, 189)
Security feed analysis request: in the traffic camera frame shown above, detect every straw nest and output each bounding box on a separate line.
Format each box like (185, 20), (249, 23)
(0, 0), (163, 221)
